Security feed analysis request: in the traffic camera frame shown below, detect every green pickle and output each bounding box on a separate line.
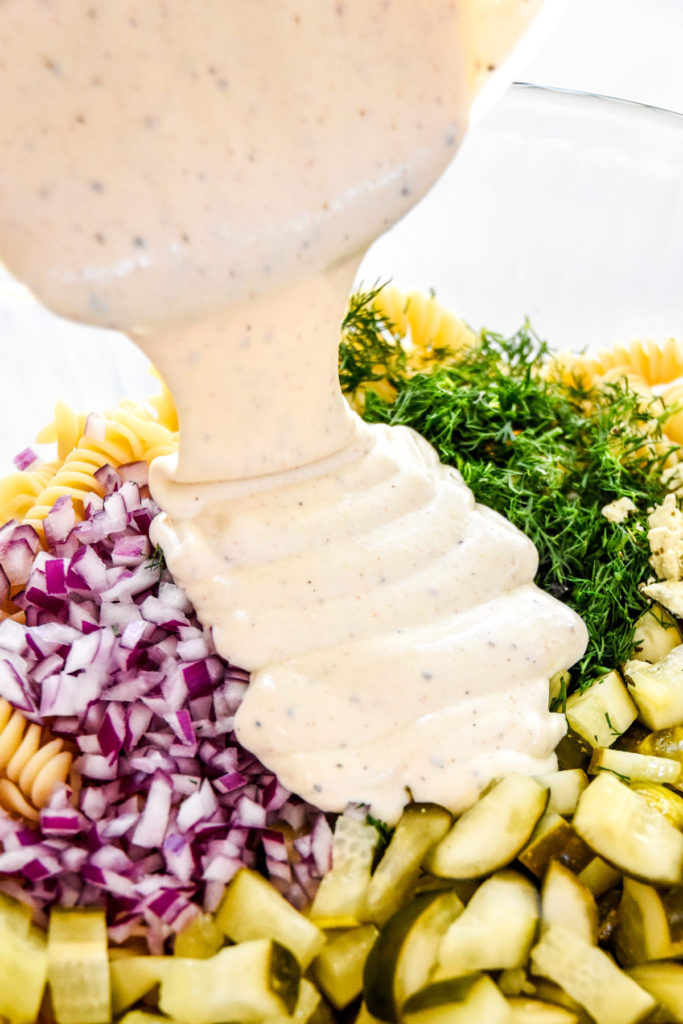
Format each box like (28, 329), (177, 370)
(0, 893), (48, 1024)
(48, 907), (111, 1024)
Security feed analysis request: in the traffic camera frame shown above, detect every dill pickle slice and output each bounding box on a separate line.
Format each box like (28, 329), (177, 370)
(216, 867), (324, 968)
(363, 890), (462, 1023)
(531, 925), (656, 1024)
(0, 910), (48, 1024)
(362, 803), (451, 925)
(173, 911), (223, 959)
(433, 872), (538, 980)
(401, 975), (512, 1024)
(109, 955), (170, 1018)
(541, 861), (598, 945)
(565, 671), (637, 749)
(47, 906), (110, 1024)
(312, 924), (378, 1010)
(425, 774), (548, 879)
(517, 811), (592, 878)
(158, 939), (300, 1024)
(309, 817), (378, 928)
(625, 962), (683, 1024)
(572, 771), (683, 886)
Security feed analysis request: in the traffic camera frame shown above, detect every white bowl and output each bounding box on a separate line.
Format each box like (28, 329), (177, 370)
(2, 83), (683, 470)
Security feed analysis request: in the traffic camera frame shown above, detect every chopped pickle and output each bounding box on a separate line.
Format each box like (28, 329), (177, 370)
(401, 975), (513, 1024)
(565, 671), (637, 748)
(216, 867), (324, 968)
(540, 861), (598, 945)
(572, 771), (683, 885)
(173, 912), (224, 959)
(533, 770), (588, 817)
(158, 939), (300, 1024)
(433, 872), (538, 979)
(637, 723), (683, 764)
(623, 649), (683, 729)
(110, 956), (169, 1018)
(362, 803), (451, 925)
(632, 606), (681, 663)
(588, 747), (681, 784)
(0, 902), (48, 1024)
(47, 906), (110, 1024)
(530, 925), (655, 1024)
(309, 817), (378, 928)
(626, 961), (683, 1023)
(363, 889), (463, 1022)
(614, 878), (683, 966)
(517, 811), (592, 878)
(312, 925), (378, 1010)
(425, 775), (548, 879)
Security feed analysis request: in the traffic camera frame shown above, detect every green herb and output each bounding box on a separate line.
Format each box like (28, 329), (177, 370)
(366, 812), (393, 865)
(340, 290), (679, 689)
(147, 544), (167, 574)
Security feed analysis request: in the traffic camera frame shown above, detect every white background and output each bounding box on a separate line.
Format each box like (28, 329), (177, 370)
(524, 0), (683, 113)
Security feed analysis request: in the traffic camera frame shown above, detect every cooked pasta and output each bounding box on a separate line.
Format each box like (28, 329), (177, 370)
(553, 336), (683, 391)
(0, 397), (178, 533)
(0, 699), (72, 822)
(372, 285), (477, 367)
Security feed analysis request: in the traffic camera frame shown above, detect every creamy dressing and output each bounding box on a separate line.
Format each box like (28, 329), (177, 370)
(0, 0), (587, 822)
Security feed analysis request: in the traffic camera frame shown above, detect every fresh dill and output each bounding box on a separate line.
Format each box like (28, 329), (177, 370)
(366, 812), (393, 864)
(147, 544), (167, 574)
(340, 290), (679, 690)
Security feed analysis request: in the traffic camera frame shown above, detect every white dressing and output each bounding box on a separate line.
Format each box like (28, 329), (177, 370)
(0, 0), (586, 822)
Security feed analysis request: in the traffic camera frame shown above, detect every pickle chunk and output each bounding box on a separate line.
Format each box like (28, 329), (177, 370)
(425, 774), (548, 878)
(158, 939), (300, 1024)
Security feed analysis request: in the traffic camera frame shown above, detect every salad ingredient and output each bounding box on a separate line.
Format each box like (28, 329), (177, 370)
(564, 670), (637, 748)
(345, 298), (679, 683)
(433, 871), (539, 977)
(587, 746), (681, 784)
(425, 774), (548, 878)
(309, 817), (379, 929)
(530, 925), (656, 1024)
(313, 924), (379, 1010)
(623, 648), (683, 728)
(0, 892), (47, 1023)
(401, 975), (513, 1024)
(214, 867), (324, 969)
(540, 860), (598, 945)
(157, 939), (300, 1024)
(0, 474), (330, 947)
(572, 771), (683, 885)
(626, 961), (683, 1021)
(362, 803), (452, 926)
(47, 907), (110, 1024)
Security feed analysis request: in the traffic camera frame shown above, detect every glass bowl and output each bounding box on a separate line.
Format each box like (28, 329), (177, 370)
(359, 82), (683, 348)
(2, 83), (683, 469)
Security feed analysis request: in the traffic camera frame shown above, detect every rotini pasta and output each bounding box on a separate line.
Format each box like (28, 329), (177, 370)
(372, 285), (477, 367)
(553, 336), (683, 391)
(0, 396), (178, 533)
(0, 699), (72, 822)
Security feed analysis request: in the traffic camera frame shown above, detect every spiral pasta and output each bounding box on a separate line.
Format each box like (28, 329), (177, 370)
(0, 399), (178, 533)
(0, 699), (72, 822)
(372, 285), (477, 368)
(552, 336), (683, 391)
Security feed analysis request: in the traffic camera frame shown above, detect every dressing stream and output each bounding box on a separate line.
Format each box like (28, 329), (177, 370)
(0, 0), (587, 822)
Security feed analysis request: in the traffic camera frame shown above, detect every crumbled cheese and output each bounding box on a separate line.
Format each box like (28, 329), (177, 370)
(601, 496), (637, 524)
(647, 493), (683, 582)
(640, 579), (683, 618)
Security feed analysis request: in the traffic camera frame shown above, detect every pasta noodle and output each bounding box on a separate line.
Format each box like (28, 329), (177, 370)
(0, 397), (178, 533)
(372, 285), (477, 367)
(552, 336), (683, 390)
(0, 699), (72, 822)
